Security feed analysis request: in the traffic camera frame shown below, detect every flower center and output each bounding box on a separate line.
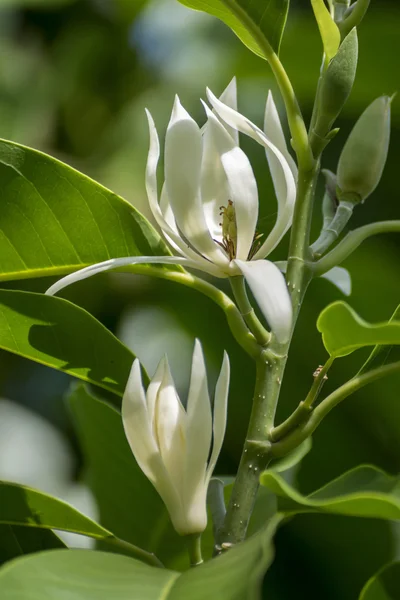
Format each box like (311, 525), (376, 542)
(217, 200), (237, 260)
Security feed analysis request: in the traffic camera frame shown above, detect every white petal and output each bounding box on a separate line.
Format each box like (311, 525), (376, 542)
(145, 110), (209, 263)
(145, 356), (166, 436)
(184, 340), (212, 506)
(155, 357), (187, 496)
(202, 103), (258, 261)
(45, 254), (225, 297)
(122, 360), (180, 513)
(234, 259), (293, 343)
(264, 91), (298, 179)
(165, 97), (226, 265)
(205, 350), (230, 484)
(320, 266), (352, 296)
(217, 78), (239, 145)
(207, 89), (297, 258)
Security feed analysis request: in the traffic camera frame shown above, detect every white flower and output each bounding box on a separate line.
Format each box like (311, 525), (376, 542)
(46, 79), (297, 343)
(122, 340), (229, 535)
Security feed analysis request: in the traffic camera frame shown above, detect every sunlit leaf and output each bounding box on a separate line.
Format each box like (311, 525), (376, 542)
(176, 0), (289, 58)
(359, 562), (400, 600)
(311, 0), (341, 62)
(0, 139), (169, 284)
(358, 304), (400, 374)
(0, 290), (137, 396)
(261, 464), (400, 519)
(317, 301), (400, 358)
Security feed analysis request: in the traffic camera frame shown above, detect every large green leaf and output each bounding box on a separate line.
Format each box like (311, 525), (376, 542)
(0, 525), (65, 566)
(67, 385), (187, 570)
(0, 517), (281, 598)
(261, 465), (400, 519)
(177, 0), (289, 59)
(0, 139), (168, 283)
(0, 289), (137, 396)
(359, 562), (400, 600)
(317, 301), (400, 358)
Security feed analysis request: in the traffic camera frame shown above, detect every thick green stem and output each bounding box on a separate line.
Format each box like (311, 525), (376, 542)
(185, 534), (203, 567)
(271, 361), (400, 458)
(229, 276), (271, 346)
(216, 352), (283, 546)
(313, 220), (400, 275)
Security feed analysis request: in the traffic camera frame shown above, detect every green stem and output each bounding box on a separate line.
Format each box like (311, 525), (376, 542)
(185, 534), (203, 567)
(311, 201), (354, 258)
(313, 220), (400, 275)
(106, 536), (164, 568)
(338, 0), (370, 38)
(271, 356), (334, 441)
(229, 276), (271, 346)
(216, 352), (281, 546)
(221, 0), (313, 170)
(271, 361), (400, 458)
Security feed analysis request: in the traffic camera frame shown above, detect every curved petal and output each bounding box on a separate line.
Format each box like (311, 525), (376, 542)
(155, 357), (187, 497)
(122, 360), (181, 517)
(205, 350), (230, 485)
(145, 109), (208, 263)
(45, 254), (227, 297)
(320, 266), (352, 296)
(264, 91), (298, 179)
(234, 259), (293, 343)
(165, 97), (226, 265)
(184, 340), (212, 507)
(145, 356), (166, 437)
(217, 78), (239, 145)
(202, 103), (258, 261)
(206, 89), (297, 259)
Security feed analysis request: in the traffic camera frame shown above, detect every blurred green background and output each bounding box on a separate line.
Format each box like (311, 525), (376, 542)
(0, 0), (399, 597)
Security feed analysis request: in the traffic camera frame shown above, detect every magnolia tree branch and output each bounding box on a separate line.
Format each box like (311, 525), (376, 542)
(313, 220), (400, 275)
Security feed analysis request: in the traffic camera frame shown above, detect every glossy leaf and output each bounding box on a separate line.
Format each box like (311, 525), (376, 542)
(0, 289), (137, 396)
(0, 517), (281, 599)
(317, 301), (400, 358)
(311, 0), (341, 62)
(359, 562), (400, 600)
(0, 481), (111, 540)
(0, 525), (65, 566)
(177, 0), (289, 58)
(67, 385), (187, 570)
(261, 464), (400, 519)
(0, 139), (168, 283)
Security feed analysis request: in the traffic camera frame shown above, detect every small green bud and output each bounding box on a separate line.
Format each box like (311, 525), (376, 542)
(337, 96), (391, 203)
(315, 28), (358, 135)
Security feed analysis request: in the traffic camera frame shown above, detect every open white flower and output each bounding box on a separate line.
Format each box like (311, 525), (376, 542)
(122, 340), (229, 535)
(46, 79), (297, 342)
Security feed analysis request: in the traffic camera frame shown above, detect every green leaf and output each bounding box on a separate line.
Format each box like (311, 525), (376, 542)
(67, 385), (187, 570)
(0, 139), (168, 283)
(0, 481), (111, 540)
(0, 289), (137, 396)
(260, 464), (400, 520)
(0, 525), (65, 566)
(359, 562), (400, 600)
(177, 0), (289, 59)
(317, 301), (400, 358)
(358, 304), (400, 374)
(311, 0), (341, 62)
(0, 517), (281, 598)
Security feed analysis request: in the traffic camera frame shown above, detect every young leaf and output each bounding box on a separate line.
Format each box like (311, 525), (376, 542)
(0, 290), (137, 396)
(359, 562), (400, 600)
(358, 304), (400, 375)
(311, 0), (341, 62)
(317, 301), (400, 358)
(0, 139), (169, 283)
(176, 0), (289, 59)
(261, 464), (400, 520)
